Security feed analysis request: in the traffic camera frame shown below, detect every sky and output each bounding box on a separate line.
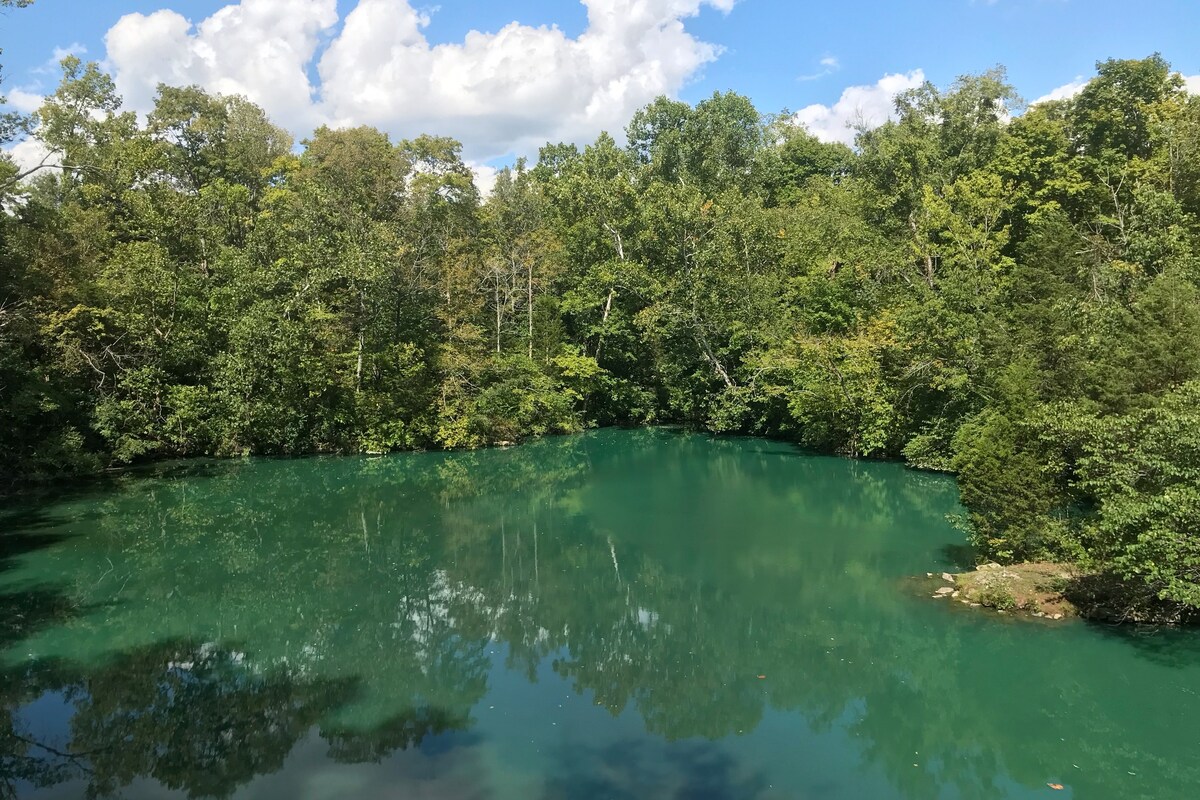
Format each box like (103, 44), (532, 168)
(2, 0), (1199, 191)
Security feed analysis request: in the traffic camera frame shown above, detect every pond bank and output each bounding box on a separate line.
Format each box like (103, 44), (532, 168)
(925, 562), (1080, 620)
(927, 562), (1200, 625)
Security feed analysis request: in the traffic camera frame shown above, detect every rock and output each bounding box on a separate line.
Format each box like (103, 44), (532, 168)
(951, 591), (960, 598)
(941, 572), (955, 583)
(935, 587), (955, 596)
(926, 572), (933, 578)
(1051, 614), (1064, 620)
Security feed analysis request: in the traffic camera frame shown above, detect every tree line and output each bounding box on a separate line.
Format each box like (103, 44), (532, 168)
(3, 40), (1200, 616)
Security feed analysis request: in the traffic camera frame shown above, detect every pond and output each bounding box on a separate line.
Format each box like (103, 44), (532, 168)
(1, 429), (1198, 799)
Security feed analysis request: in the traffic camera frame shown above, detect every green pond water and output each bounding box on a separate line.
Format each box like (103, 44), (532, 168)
(1, 429), (1198, 799)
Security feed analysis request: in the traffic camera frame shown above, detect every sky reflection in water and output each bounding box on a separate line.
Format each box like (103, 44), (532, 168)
(2, 429), (1199, 799)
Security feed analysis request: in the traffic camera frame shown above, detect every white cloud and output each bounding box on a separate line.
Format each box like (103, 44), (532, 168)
(469, 162), (500, 198)
(4, 88), (43, 114)
(104, 0), (337, 134)
(316, 0), (736, 160)
(1031, 72), (1200, 105)
(792, 69), (925, 146)
(1030, 77), (1086, 105)
(797, 54), (840, 82)
(3, 138), (59, 178)
(30, 43), (89, 76)
(52, 44), (89, 62)
(98, 0), (738, 176)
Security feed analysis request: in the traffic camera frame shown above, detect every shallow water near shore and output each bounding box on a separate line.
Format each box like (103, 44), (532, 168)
(1, 428), (1198, 799)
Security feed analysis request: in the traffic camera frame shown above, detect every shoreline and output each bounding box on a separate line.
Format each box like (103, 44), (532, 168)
(924, 563), (1078, 620)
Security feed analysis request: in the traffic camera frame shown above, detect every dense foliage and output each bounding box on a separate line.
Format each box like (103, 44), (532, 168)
(3, 43), (1200, 616)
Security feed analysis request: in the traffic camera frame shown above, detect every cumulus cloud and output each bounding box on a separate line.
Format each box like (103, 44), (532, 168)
(104, 0), (337, 134)
(318, 0), (737, 159)
(1, 94), (50, 180)
(99, 0), (737, 171)
(3, 137), (59, 178)
(1032, 72), (1200, 105)
(1030, 77), (1086, 105)
(51, 44), (88, 62)
(29, 42), (89, 76)
(470, 163), (500, 198)
(793, 69), (925, 146)
(4, 88), (43, 114)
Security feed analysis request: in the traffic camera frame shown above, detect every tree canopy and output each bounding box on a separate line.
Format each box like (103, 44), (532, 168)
(4, 50), (1200, 618)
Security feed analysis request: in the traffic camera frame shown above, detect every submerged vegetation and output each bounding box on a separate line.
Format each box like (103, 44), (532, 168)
(3, 27), (1200, 618)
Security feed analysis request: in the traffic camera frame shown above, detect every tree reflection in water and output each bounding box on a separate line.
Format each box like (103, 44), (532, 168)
(1, 429), (1198, 799)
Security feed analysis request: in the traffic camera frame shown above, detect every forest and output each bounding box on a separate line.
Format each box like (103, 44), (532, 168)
(3, 31), (1200, 619)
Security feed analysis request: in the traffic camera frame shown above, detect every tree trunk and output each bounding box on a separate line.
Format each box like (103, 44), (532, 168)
(594, 288), (616, 361)
(909, 213), (936, 289)
(694, 324), (734, 388)
(495, 281), (502, 354)
(356, 332), (364, 393)
(356, 291), (365, 393)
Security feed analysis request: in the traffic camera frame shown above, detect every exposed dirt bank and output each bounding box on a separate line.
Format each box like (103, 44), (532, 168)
(922, 562), (1079, 619)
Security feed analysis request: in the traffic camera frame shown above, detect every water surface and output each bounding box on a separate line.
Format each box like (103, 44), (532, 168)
(1, 429), (1197, 799)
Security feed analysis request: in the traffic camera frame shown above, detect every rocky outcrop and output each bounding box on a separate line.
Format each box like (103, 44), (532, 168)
(925, 563), (1079, 619)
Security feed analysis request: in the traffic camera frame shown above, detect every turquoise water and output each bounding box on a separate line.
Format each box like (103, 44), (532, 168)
(1, 429), (1197, 799)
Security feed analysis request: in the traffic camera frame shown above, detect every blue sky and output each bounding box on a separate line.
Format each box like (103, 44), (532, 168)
(3, 0), (1199, 182)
